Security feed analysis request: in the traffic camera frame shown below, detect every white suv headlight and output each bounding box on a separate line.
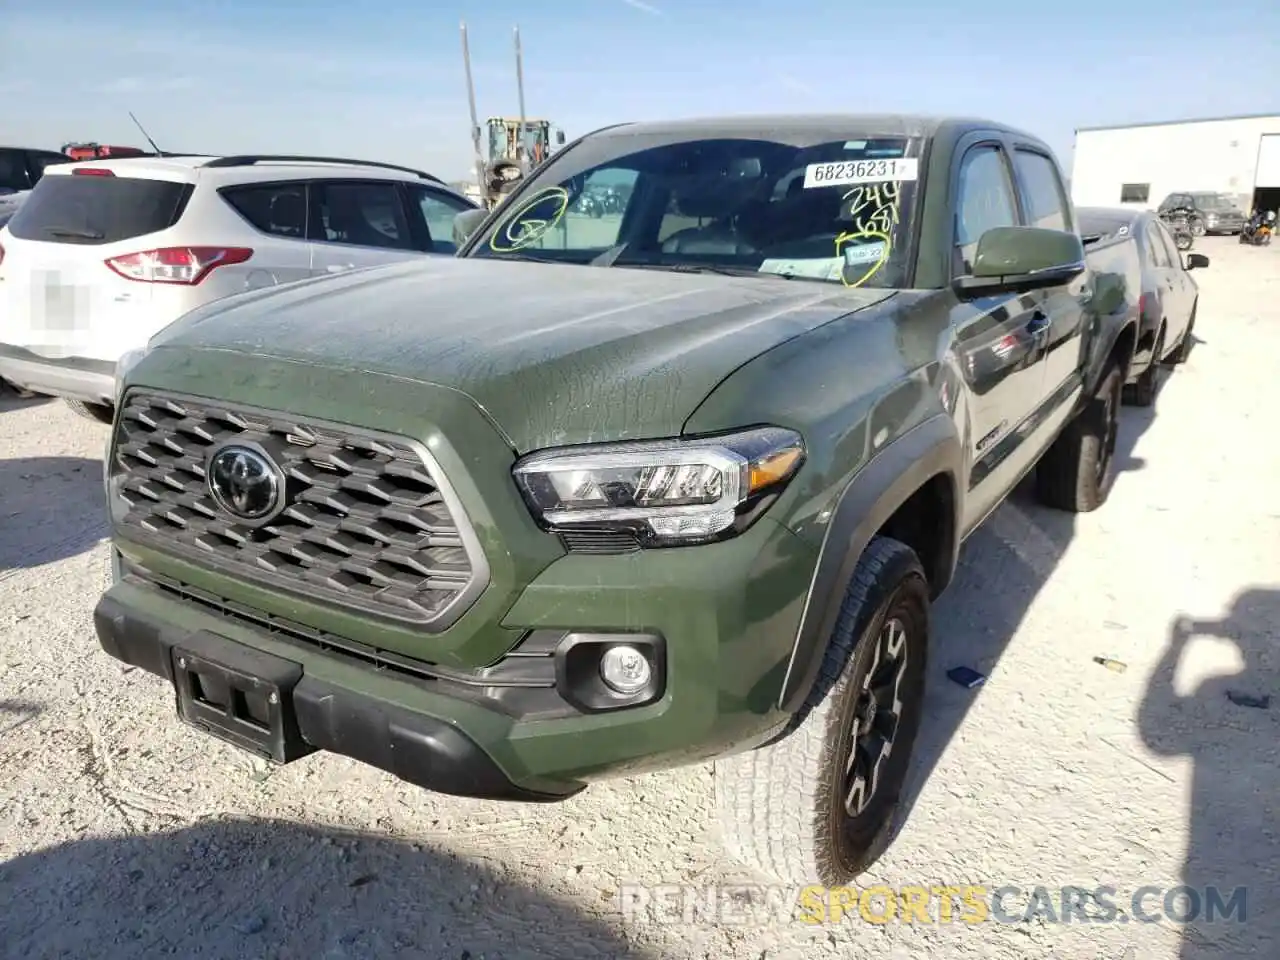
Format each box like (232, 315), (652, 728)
(512, 426), (805, 546)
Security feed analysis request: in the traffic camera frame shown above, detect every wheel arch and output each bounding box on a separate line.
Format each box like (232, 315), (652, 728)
(776, 414), (964, 714)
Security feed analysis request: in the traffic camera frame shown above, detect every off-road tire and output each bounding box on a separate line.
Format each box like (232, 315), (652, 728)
(1033, 361), (1122, 513)
(714, 536), (929, 885)
(64, 399), (115, 424)
(1123, 325), (1164, 407)
(1168, 303), (1196, 365)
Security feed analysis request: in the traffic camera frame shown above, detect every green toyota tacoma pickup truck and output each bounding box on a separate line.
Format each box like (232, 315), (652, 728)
(95, 115), (1141, 885)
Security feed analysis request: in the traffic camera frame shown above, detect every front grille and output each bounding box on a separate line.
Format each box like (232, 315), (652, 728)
(110, 390), (486, 627)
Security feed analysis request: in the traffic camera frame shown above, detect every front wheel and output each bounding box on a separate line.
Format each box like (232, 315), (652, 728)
(64, 399), (115, 424)
(1175, 232), (1192, 251)
(1123, 326), (1164, 407)
(1033, 361), (1122, 513)
(1168, 303), (1196, 364)
(715, 536), (929, 885)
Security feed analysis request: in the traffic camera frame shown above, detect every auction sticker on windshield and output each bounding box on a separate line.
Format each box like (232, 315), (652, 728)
(804, 158), (918, 189)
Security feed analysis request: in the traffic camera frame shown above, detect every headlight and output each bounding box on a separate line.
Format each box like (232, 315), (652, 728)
(512, 426), (805, 546)
(114, 347), (149, 401)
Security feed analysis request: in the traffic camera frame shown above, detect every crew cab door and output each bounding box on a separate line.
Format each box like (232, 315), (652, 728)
(1007, 145), (1093, 409)
(948, 138), (1054, 530)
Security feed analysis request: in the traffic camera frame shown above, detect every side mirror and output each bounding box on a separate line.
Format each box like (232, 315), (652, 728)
(954, 226), (1086, 296)
(452, 208), (489, 248)
(1185, 253), (1210, 270)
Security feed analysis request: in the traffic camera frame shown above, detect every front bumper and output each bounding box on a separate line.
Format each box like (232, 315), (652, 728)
(96, 500), (813, 796)
(94, 585), (579, 801)
(0, 346), (115, 404)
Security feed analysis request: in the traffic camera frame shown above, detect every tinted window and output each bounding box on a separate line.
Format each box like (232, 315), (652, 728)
(467, 134), (922, 289)
(1151, 220), (1182, 264)
(28, 151), (71, 181)
(1144, 222), (1171, 268)
(0, 150), (30, 193)
(1012, 149), (1069, 231)
(223, 182), (308, 239)
(410, 185), (476, 253)
(315, 181), (412, 250)
(955, 145), (1018, 274)
(6, 173), (191, 245)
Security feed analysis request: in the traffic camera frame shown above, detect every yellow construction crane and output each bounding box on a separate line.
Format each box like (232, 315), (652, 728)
(461, 23), (566, 209)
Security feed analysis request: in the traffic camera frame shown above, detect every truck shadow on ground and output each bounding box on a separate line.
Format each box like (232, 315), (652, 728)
(0, 457), (107, 572)
(0, 817), (653, 960)
(1137, 588), (1279, 959)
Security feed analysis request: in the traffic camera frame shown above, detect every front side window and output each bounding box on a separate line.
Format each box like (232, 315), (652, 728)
(466, 132), (924, 289)
(954, 144), (1018, 275)
(410, 186), (477, 253)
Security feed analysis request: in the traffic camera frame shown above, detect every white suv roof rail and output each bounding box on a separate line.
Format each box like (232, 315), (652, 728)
(201, 154), (446, 184)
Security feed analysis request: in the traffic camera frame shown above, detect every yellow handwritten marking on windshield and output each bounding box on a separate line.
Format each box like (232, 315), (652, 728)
(843, 182), (901, 235)
(489, 186), (571, 253)
(834, 229), (891, 288)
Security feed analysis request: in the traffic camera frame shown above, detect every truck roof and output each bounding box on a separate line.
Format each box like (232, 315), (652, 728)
(587, 113), (1040, 143)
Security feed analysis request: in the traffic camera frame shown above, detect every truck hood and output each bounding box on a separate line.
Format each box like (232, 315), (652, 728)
(148, 256), (895, 452)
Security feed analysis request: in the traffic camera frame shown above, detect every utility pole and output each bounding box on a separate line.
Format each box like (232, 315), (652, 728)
(460, 21), (485, 196)
(514, 26), (528, 175)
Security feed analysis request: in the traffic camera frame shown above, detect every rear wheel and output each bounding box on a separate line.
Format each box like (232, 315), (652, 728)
(1123, 326), (1164, 407)
(715, 536), (929, 885)
(1033, 361), (1122, 513)
(64, 399), (115, 424)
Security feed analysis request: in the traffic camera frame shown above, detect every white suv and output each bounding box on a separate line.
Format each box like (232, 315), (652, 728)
(0, 154), (479, 422)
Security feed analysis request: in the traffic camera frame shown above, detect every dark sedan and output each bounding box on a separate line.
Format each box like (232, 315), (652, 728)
(1077, 207), (1208, 405)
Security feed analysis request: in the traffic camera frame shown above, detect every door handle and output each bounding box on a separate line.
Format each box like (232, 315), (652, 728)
(1025, 311), (1050, 337)
(326, 263), (355, 273)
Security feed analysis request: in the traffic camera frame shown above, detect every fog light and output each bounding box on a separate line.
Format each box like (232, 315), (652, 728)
(599, 645), (651, 694)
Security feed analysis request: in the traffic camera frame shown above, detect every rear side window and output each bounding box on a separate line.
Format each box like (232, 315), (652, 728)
(1012, 149), (1069, 231)
(222, 182), (308, 239)
(314, 181), (413, 250)
(6, 173), (191, 245)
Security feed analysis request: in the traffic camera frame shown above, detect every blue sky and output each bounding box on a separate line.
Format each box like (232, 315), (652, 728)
(4, 0), (1278, 183)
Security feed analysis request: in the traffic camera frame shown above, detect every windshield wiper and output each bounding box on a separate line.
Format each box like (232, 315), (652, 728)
(43, 226), (105, 240)
(609, 261), (763, 278)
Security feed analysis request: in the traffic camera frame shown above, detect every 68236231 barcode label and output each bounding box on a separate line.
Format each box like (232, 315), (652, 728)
(803, 157), (918, 189)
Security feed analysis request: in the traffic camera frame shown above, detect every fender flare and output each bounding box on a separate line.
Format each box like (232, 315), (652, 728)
(776, 414), (964, 713)
(1085, 315), (1139, 397)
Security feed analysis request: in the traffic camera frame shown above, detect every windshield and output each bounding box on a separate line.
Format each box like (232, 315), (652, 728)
(465, 131), (924, 289)
(1192, 193), (1233, 210)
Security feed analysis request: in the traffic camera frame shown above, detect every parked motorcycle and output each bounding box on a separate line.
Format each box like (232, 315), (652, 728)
(1239, 210), (1275, 246)
(1159, 208), (1195, 251)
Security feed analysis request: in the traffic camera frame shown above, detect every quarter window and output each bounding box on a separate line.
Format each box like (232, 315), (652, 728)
(954, 145), (1019, 274)
(1012, 149), (1069, 231)
(314, 181), (412, 250)
(222, 183), (308, 239)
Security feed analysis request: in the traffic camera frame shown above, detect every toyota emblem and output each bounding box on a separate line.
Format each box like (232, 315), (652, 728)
(207, 444), (283, 521)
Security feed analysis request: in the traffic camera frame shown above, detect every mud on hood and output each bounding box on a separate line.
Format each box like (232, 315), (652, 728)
(149, 256), (894, 452)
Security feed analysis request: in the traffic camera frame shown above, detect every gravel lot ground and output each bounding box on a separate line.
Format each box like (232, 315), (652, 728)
(1, 237), (1276, 960)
